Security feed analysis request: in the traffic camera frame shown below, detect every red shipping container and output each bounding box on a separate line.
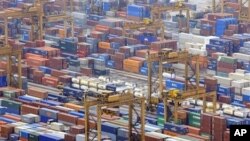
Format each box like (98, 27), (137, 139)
(58, 75), (72, 84)
(70, 125), (84, 134)
(21, 104), (39, 115)
(81, 67), (92, 76)
(26, 57), (49, 67)
(58, 112), (78, 125)
(224, 30), (234, 36)
(35, 40), (45, 47)
(42, 76), (59, 87)
(51, 69), (68, 78)
(24, 41), (36, 47)
(28, 87), (48, 99)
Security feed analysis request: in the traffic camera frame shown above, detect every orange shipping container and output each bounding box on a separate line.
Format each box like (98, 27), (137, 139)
(28, 87), (48, 99)
(25, 53), (44, 59)
(135, 49), (158, 58)
(123, 58), (144, 73)
(20, 138), (28, 141)
(77, 118), (97, 129)
(3, 114), (21, 121)
(123, 65), (140, 73)
(58, 29), (66, 38)
(184, 125), (200, 135)
(95, 25), (110, 33)
(98, 42), (111, 49)
(163, 130), (179, 136)
(26, 57), (49, 67)
(64, 103), (84, 111)
(123, 59), (143, 67)
(42, 76), (58, 87)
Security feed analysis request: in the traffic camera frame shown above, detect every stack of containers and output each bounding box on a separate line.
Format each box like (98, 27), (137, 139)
(86, 37), (99, 53)
(150, 40), (178, 51)
(39, 108), (58, 122)
(212, 116), (227, 141)
(68, 59), (81, 72)
(156, 103), (165, 127)
(77, 42), (91, 57)
(101, 122), (120, 141)
(200, 13), (233, 36)
(110, 52), (126, 70)
(231, 80), (250, 95)
(221, 36), (241, 53)
(0, 69), (7, 87)
(217, 56), (237, 77)
(127, 4), (148, 20)
(71, 12), (87, 28)
(58, 38), (78, 54)
(217, 84), (234, 104)
(206, 38), (233, 56)
(136, 50), (159, 75)
(123, 57), (145, 73)
(207, 52), (226, 75)
(242, 87), (250, 104)
(187, 110), (201, 128)
(79, 57), (94, 76)
(199, 113), (211, 139)
(164, 20), (179, 39)
(1, 99), (21, 115)
(215, 18), (238, 36)
(165, 79), (185, 91)
(240, 41), (250, 55)
(98, 41), (111, 53)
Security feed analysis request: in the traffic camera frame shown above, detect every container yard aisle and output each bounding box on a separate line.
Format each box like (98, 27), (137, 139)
(0, 0), (250, 141)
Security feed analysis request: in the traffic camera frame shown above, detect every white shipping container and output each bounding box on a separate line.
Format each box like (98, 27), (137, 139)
(233, 53), (250, 61)
(72, 77), (80, 84)
(234, 110), (248, 118)
(223, 108), (234, 115)
(213, 76), (232, 86)
(72, 83), (80, 89)
(188, 48), (207, 56)
(242, 87), (250, 94)
(229, 73), (245, 80)
(232, 80), (250, 88)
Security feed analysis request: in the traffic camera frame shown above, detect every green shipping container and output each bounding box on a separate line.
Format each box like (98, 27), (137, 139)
(201, 132), (212, 140)
(189, 120), (200, 127)
(3, 91), (16, 98)
(188, 112), (200, 120)
(218, 56), (237, 64)
(1, 99), (21, 109)
(29, 132), (40, 141)
(188, 112), (200, 127)
(157, 116), (165, 127)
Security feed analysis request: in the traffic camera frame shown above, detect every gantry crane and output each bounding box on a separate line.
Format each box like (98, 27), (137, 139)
(151, 0), (190, 33)
(84, 90), (145, 141)
(239, 0), (250, 22)
(89, 0), (103, 15)
(123, 19), (165, 40)
(0, 5), (41, 88)
(36, 0), (74, 39)
(146, 50), (217, 123)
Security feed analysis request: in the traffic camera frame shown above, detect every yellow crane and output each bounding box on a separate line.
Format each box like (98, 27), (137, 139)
(0, 4), (41, 88)
(146, 50), (217, 122)
(239, 0), (250, 22)
(84, 90), (145, 141)
(151, 0), (191, 33)
(36, 0), (74, 39)
(123, 19), (165, 40)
